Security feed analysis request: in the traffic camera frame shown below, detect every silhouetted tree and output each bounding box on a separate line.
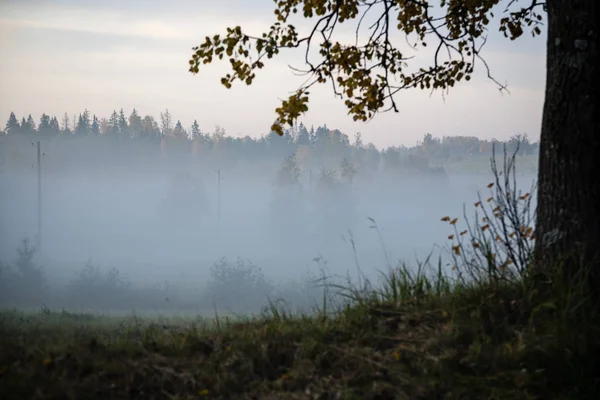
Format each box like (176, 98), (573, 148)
(128, 109), (142, 136)
(74, 110), (91, 136)
(91, 114), (101, 136)
(118, 108), (128, 137)
(5, 112), (20, 135)
(191, 120), (202, 140)
(173, 120), (187, 140)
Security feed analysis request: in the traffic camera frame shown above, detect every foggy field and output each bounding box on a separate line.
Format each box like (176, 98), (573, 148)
(0, 134), (538, 315)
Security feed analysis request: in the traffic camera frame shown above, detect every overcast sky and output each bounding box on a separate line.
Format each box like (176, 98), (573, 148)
(0, 0), (547, 148)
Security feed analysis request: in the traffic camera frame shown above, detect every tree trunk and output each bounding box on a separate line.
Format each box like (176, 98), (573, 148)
(535, 0), (600, 288)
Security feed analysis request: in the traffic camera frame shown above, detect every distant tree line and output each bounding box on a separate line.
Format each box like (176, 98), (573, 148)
(0, 109), (538, 174)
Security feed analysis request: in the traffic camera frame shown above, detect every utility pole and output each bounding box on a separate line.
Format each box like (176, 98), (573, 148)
(36, 140), (42, 250)
(217, 169), (221, 223)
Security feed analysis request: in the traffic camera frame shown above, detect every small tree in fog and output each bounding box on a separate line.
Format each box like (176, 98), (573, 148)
(13, 238), (43, 285)
(0, 238), (46, 306)
(205, 257), (274, 313)
(271, 153), (306, 240)
(340, 158), (356, 188)
(67, 260), (132, 309)
(275, 153), (301, 190)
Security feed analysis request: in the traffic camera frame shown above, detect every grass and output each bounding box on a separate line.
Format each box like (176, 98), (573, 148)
(1, 148), (598, 399)
(1, 264), (598, 400)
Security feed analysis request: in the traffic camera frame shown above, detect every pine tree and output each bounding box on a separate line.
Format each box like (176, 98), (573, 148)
(118, 108), (128, 137)
(191, 120), (202, 140)
(4, 112), (20, 135)
(49, 117), (60, 135)
(91, 114), (100, 136)
(39, 114), (51, 134)
(75, 110), (91, 136)
(173, 120), (187, 140)
(128, 109), (142, 137)
(26, 114), (36, 133)
(107, 110), (120, 137)
(61, 112), (71, 135)
(19, 117), (31, 135)
(296, 123), (310, 146)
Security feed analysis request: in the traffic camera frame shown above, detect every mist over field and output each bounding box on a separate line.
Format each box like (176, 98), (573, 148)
(0, 125), (538, 315)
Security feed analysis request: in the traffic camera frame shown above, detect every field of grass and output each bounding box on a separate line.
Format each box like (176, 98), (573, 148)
(1, 152), (597, 399)
(1, 260), (599, 400)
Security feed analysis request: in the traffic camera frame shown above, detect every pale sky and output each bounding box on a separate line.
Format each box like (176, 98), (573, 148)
(0, 0), (547, 148)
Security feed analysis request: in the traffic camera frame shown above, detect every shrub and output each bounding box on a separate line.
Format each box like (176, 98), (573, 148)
(204, 257), (274, 313)
(66, 259), (132, 310)
(0, 237), (47, 307)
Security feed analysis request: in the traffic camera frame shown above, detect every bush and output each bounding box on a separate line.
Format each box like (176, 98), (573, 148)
(203, 257), (274, 313)
(66, 259), (132, 310)
(0, 237), (47, 307)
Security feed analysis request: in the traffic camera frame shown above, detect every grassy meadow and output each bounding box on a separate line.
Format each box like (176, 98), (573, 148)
(1, 153), (598, 400)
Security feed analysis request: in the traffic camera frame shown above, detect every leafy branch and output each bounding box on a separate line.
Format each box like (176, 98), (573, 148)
(189, 0), (546, 134)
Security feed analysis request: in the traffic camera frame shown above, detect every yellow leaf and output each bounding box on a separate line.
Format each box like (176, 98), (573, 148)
(271, 123), (283, 135)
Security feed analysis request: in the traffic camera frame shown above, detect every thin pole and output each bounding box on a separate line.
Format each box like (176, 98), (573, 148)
(36, 140), (42, 250)
(217, 169), (221, 223)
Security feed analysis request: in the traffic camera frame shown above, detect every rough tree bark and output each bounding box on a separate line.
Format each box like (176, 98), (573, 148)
(535, 0), (599, 287)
